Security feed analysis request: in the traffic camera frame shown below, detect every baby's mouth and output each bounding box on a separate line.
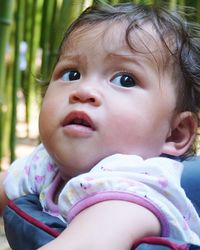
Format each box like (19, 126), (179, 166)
(62, 111), (96, 131)
(68, 118), (91, 128)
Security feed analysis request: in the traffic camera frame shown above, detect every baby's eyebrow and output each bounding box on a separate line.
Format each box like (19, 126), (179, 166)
(58, 53), (87, 64)
(106, 50), (163, 69)
(106, 52), (136, 60)
(105, 52), (147, 66)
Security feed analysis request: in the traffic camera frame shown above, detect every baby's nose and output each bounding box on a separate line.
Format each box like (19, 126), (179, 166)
(69, 87), (102, 106)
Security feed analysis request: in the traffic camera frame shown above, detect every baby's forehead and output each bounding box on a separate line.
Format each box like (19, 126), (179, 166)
(61, 21), (173, 66)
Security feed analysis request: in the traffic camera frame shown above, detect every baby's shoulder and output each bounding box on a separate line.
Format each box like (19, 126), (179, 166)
(10, 143), (57, 174)
(27, 144), (57, 172)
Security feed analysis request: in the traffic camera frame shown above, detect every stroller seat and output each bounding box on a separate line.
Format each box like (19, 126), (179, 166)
(182, 156), (200, 216)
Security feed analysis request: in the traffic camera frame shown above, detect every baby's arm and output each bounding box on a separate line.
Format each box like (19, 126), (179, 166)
(0, 171), (8, 215)
(58, 154), (200, 244)
(38, 200), (160, 250)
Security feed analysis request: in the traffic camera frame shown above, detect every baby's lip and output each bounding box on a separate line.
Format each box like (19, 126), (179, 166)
(61, 111), (96, 130)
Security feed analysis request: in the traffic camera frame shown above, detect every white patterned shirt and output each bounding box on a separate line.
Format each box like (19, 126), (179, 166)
(4, 144), (200, 244)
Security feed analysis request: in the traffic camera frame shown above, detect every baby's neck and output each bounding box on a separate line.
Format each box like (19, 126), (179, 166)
(53, 178), (65, 204)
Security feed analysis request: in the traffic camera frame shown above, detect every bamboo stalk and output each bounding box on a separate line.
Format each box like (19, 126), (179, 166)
(47, 0), (85, 82)
(0, 0), (15, 168)
(10, 0), (25, 162)
(20, 0), (30, 93)
(3, 51), (13, 162)
(82, 0), (93, 9)
(169, 0), (177, 9)
(24, 0), (38, 136)
(40, 0), (56, 81)
(20, 0), (34, 136)
(196, 0), (200, 23)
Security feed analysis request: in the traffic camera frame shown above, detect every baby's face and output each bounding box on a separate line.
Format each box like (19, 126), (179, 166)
(39, 22), (177, 178)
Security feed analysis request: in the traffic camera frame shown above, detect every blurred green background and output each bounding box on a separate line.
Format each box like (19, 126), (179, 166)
(0, 0), (199, 169)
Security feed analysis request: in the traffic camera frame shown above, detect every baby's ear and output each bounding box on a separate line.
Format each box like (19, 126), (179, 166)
(161, 112), (197, 156)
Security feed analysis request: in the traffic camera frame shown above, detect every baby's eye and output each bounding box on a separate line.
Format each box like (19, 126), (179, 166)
(60, 70), (81, 81)
(111, 74), (137, 88)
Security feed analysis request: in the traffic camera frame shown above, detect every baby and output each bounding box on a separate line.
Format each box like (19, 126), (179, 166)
(1, 2), (200, 250)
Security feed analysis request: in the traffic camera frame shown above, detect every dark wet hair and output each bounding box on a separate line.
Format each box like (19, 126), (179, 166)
(57, 2), (200, 157)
